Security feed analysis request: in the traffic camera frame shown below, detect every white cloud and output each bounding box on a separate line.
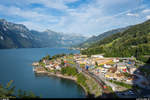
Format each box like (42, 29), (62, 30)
(142, 9), (150, 13)
(63, 0), (78, 3)
(126, 13), (139, 17)
(51, 0), (143, 34)
(0, 5), (58, 22)
(17, 21), (47, 31)
(146, 15), (150, 19)
(0, 0), (147, 35)
(26, 0), (78, 10)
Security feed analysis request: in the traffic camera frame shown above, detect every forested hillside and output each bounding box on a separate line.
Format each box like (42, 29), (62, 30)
(81, 20), (150, 63)
(78, 27), (129, 48)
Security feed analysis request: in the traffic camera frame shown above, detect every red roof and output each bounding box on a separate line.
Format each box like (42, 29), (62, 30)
(64, 61), (67, 63)
(103, 86), (107, 88)
(123, 69), (127, 72)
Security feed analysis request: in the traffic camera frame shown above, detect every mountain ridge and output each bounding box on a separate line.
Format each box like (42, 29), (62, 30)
(81, 19), (150, 63)
(77, 26), (130, 48)
(0, 19), (88, 49)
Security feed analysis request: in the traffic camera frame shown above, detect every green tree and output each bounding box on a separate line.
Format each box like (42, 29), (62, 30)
(61, 59), (65, 66)
(61, 67), (66, 75)
(77, 73), (87, 86)
(95, 61), (98, 66)
(45, 55), (50, 60)
(0, 80), (39, 98)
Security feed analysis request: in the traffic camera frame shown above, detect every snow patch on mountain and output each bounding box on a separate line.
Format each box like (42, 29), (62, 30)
(0, 36), (4, 40)
(20, 33), (28, 38)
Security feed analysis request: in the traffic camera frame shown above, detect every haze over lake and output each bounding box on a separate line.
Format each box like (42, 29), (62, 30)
(0, 48), (85, 98)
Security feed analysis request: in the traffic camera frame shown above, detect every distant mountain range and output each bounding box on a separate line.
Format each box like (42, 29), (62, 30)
(0, 19), (88, 49)
(77, 26), (130, 48)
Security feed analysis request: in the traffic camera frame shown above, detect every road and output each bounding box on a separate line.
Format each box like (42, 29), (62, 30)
(75, 62), (139, 98)
(70, 59), (141, 98)
(96, 71), (138, 98)
(75, 63), (114, 98)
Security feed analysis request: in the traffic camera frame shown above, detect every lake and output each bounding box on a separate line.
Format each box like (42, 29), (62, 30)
(0, 48), (86, 98)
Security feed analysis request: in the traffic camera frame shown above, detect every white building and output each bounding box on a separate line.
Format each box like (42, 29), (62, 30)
(103, 64), (112, 68)
(113, 58), (119, 63)
(91, 54), (104, 58)
(45, 64), (53, 68)
(129, 67), (137, 74)
(55, 65), (61, 70)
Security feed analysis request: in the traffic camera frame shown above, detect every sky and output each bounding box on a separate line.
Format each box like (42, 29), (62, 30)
(0, 0), (150, 36)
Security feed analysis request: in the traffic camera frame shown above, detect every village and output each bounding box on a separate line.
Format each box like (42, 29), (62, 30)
(32, 53), (150, 98)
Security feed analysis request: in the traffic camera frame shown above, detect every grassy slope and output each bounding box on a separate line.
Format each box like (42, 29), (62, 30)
(81, 20), (150, 63)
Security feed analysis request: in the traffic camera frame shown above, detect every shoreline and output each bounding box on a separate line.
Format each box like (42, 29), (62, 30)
(35, 71), (88, 97)
(47, 72), (89, 96)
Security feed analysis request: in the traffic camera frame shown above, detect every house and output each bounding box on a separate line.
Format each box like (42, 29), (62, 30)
(105, 72), (115, 79)
(80, 55), (87, 58)
(73, 54), (80, 59)
(77, 58), (88, 65)
(129, 67), (137, 74)
(49, 61), (53, 65)
(96, 66), (108, 73)
(43, 59), (49, 65)
(88, 65), (95, 69)
(101, 68), (108, 73)
(113, 58), (119, 63)
(91, 61), (96, 65)
(55, 65), (61, 70)
(91, 54), (104, 58)
(64, 60), (67, 64)
(96, 59), (113, 66)
(43, 59), (46, 64)
(115, 73), (126, 81)
(45, 65), (51, 68)
(48, 67), (54, 70)
(103, 64), (112, 68)
(126, 77), (134, 83)
(108, 67), (117, 73)
(117, 63), (127, 72)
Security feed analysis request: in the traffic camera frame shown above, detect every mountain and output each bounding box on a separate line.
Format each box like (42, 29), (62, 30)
(0, 19), (39, 49)
(30, 29), (88, 48)
(81, 20), (150, 63)
(0, 19), (88, 49)
(78, 27), (129, 47)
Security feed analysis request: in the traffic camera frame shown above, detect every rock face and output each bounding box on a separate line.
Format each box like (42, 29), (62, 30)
(0, 19), (88, 49)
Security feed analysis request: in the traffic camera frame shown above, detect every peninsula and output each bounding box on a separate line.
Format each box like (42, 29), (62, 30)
(33, 53), (150, 98)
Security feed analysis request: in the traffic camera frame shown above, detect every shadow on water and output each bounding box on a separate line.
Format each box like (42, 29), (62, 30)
(87, 58), (150, 98)
(34, 73), (76, 87)
(34, 73), (85, 97)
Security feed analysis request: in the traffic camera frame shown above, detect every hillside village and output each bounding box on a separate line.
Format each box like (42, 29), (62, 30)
(33, 53), (150, 98)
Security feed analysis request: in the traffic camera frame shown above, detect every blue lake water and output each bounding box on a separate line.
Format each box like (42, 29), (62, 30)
(0, 48), (85, 98)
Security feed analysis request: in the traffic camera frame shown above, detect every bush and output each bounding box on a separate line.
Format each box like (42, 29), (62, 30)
(109, 80), (132, 89)
(77, 73), (87, 86)
(61, 66), (78, 76)
(0, 80), (39, 98)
